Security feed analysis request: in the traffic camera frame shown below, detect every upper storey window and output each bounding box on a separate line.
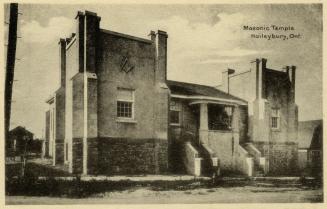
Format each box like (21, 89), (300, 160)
(117, 88), (134, 119)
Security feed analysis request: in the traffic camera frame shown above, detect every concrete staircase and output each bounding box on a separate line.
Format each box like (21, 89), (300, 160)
(242, 143), (266, 177)
(192, 142), (218, 177)
(253, 162), (265, 177)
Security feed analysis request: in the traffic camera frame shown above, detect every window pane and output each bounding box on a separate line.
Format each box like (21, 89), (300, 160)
(117, 101), (132, 118)
(208, 104), (231, 130)
(271, 108), (280, 128)
(170, 110), (180, 124)
(272, 117), (278, 128)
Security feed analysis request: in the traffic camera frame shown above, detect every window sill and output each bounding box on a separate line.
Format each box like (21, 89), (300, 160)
(170, 123), (181, 127)
(116, 118), (137, 123)
(208, 129), (232, 133)
(271, 128), (281, 132)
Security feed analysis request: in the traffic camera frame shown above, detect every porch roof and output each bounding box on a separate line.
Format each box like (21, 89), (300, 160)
(166, 80), (247, 105)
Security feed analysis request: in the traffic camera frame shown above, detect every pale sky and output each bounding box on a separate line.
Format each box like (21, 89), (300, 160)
(5, 4), (322, 138)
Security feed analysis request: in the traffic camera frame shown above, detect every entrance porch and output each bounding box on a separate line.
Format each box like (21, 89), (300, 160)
(169, 96), (266, 177)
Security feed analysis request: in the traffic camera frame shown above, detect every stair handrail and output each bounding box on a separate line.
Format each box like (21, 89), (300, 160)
(185, 141), (199, 158)
(245, 143), (262, 156)
(238, 145), (250, 157)
(244, 143), (262, 166)
(201, 143), (216, 158)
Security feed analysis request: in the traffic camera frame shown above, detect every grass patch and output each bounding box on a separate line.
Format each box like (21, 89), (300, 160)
(5, 176), (213, 198)
(6, 162), (71, 178)
(5, 162), (323, 198)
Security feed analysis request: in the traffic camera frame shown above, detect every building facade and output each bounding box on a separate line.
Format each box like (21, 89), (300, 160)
(46, 11), (169, 175)
(6, 126), (34, 157)
(297, 120), (323, 177)
(220, 59), (299, 175)
(45, 10), (300, 176)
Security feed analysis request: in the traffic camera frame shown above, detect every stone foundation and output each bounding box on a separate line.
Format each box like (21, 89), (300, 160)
(72, 138), (83, 174)
(44, 141), (49, 157)
(98, 137), (168, 175)
(87, 138), (98, 175)
(54, 140), (64, 165)
(69, 137), (168, 175)
(254, 141), (298, 175)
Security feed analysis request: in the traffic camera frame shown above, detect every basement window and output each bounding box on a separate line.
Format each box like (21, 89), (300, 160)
(117, 88), (134, 119)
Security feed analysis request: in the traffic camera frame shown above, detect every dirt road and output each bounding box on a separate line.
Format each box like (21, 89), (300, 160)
(6, 185), (323, 204)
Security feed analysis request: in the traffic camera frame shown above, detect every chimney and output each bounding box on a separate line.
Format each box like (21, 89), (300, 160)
(75, 11), (101, 74)
(255, 58), (261, 99)
(149, 30), (156, 42)
(261, 58), (267, 99)
(85, 11), (101, 73)
(291, 65), (296, 101)
(149, 31), (157, 83)
(261, 58), (267, 69)
(156, 30), (168, 83)
(58, 38), (66, 87)
(75, 11), (85, 73)
(291, 66), (296, 88)
(255, 58), (267, 99)
(286, 66), (290, 79)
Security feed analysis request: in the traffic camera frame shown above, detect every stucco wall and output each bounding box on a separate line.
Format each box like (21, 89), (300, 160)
(54, 87), (65, 164)
(207, 131), (237, 170)
(55, 87), (65, 140)
(264, 70), (297, 143)
(52, 12), (170, 174)
(249, 69), (299, 175)
(72, 73), (84, 138)
(45, 111), (50, 157)
(65, 40), (78, 168)
(48, 102), (55, 158)
(249, 69), (298, 145)
(97, 32), (157, 139)
(66, 39), (78, 80)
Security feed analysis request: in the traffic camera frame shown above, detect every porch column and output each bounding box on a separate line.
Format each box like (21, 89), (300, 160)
(231, 106), (239, 132)
(231, 106), (240, 163)
(199, 103), (209, 144)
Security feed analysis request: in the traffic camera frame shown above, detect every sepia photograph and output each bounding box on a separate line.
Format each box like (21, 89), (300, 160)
(3, 1), (324, 204)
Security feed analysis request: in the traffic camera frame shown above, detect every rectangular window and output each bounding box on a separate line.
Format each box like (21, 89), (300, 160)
(170, 110), (180, 124)
(208, 104), (232, 131)
(170, 101), (181, 125)
(117, 88), (134, 119)
(271, 108), (280, 129)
